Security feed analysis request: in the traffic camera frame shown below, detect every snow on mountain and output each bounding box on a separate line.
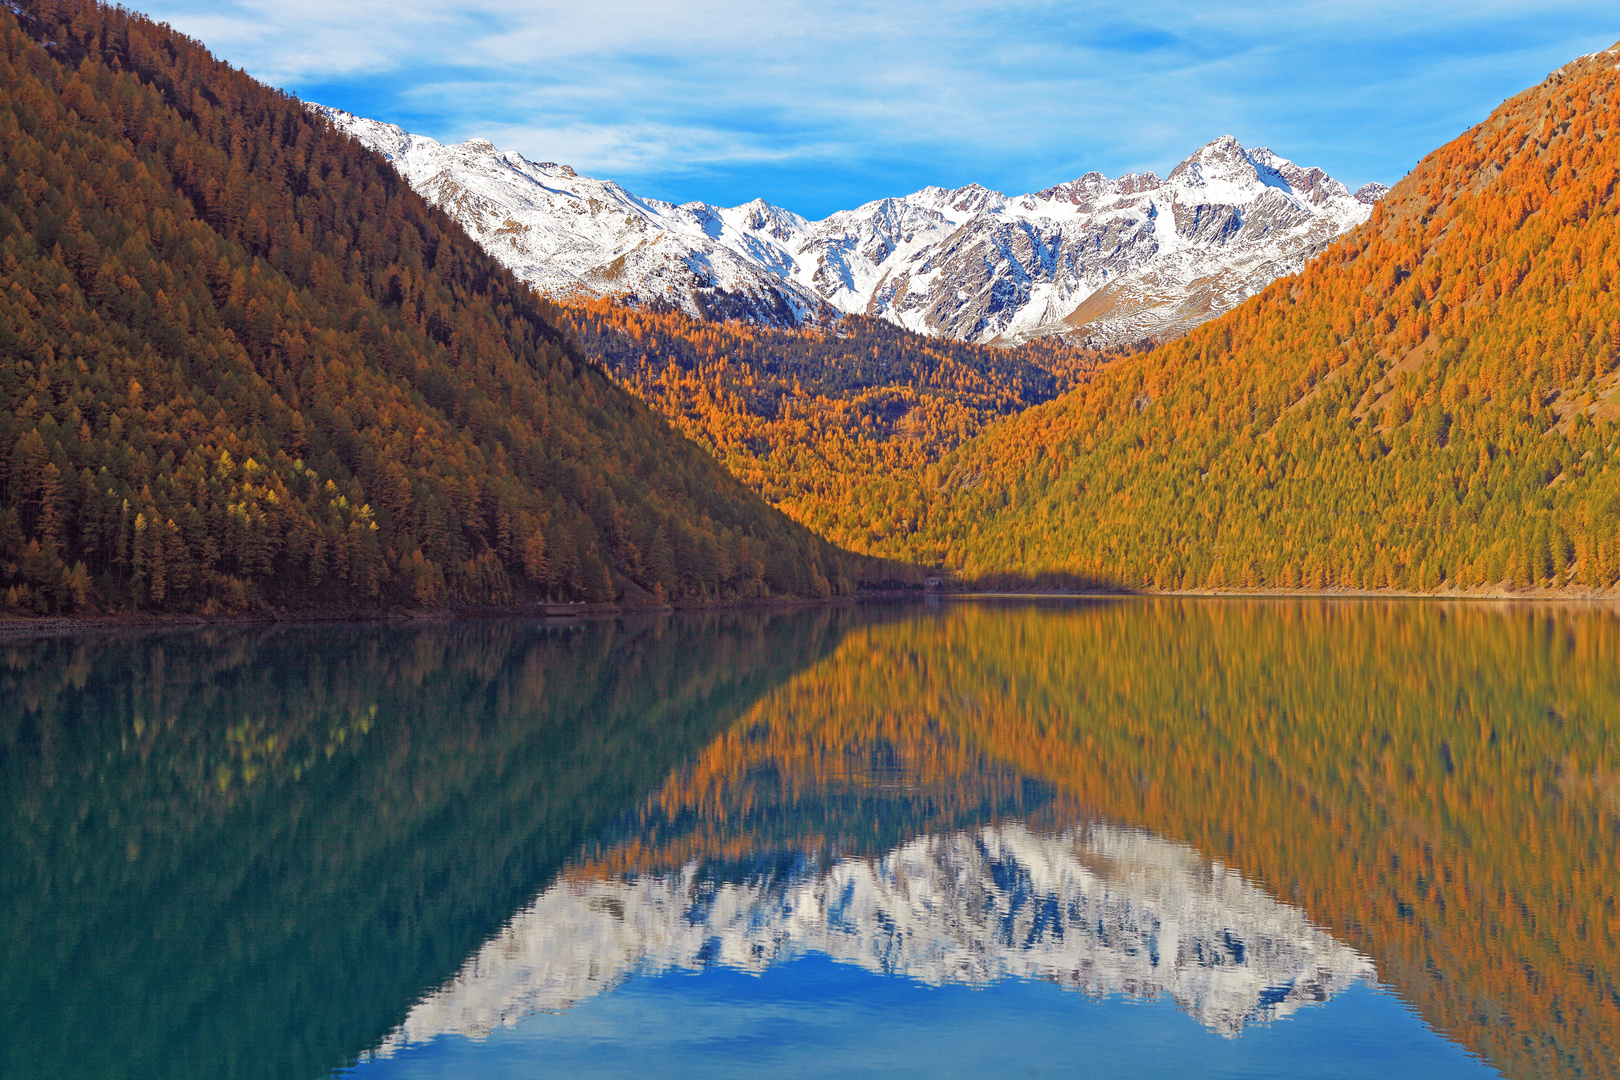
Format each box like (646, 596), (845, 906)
(370, 822), (1375, 1057)
(309, 106), (832, 327)
(313, 106), (1381, 347)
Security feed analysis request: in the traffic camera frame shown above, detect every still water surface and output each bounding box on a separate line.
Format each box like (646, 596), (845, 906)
(2, 600), (1616, 1078)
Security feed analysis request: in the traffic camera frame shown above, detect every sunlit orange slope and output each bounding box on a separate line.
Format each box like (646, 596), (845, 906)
(560, 298), (1105, 555)
(884, 43), (1620, 593)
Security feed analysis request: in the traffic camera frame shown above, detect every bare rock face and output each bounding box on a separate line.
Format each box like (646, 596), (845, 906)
(314, 105), (1381, 347)
(1355, 182), (1392, 205)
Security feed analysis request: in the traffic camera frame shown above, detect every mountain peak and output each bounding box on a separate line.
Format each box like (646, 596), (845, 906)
(320, 107), (1376, 347)
(939, 182), (1006, 215)
(1194, 133), (1247, 157)
(310, 102), (413, 160)
(1114, 171), (1162, 195)
(732, 198), (805, 240)
(1180, 135), (1252, 171)
(1168, 136), (1261, 189)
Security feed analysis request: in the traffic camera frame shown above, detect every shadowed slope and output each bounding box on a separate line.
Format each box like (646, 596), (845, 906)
(0, 0), (870, 617)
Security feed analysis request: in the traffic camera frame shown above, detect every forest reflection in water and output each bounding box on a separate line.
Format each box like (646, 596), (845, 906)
(0, 610), (851, 1080)
(3, 599), (1617, 1080)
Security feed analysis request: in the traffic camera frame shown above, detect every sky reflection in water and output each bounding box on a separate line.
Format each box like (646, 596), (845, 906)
(354, 965), (1495, 1080)
(6, 599), (1614, 1079)
(371, 822), (1374, 1049)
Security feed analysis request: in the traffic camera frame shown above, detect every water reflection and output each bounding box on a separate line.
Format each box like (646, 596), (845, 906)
(4, 599), (1617, 1080)
(381, 820), (1374, 1055)
(0, 611), (856, 1080)
(365, 597), (1619, 1080)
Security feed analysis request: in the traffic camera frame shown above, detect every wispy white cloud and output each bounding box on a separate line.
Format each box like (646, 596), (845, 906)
(136, 0), (1619, 215)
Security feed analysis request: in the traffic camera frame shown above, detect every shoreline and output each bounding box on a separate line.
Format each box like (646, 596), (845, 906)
(4, 584), (1619, 638)
(941, 586), (1620, 604)
(0, 589), (924, 638)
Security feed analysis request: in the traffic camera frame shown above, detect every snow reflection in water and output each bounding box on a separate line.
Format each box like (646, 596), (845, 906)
(376, 821), (1375, 1056)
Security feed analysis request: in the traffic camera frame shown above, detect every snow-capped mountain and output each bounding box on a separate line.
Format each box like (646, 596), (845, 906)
(371, 822), (1375, 1057)
(314, 105), (1385, 347)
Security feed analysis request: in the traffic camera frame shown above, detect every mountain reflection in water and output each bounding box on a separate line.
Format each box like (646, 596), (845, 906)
(0, 611), (854, 1080)
(3, 599), (1616, 1080)
(380, 821), (1374, 1055)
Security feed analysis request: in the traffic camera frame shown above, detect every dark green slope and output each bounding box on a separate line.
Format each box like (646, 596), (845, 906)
(0, 0), (868, 616)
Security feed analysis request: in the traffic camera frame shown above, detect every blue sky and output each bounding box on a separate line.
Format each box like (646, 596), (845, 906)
(140, 1), (1617, 218)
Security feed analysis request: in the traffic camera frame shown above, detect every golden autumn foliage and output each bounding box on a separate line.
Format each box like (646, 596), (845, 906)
(834, 45), (1620, 591)
(562, 298), (1105, 554)
(0, 0), (881, 615)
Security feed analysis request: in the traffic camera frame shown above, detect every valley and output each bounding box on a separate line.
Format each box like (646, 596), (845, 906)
(2, 0), (1618, 617)
(4, 8), (1619, 1080)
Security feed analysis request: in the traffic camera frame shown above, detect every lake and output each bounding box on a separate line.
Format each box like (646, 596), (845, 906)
(2, 599), (1616, 1079)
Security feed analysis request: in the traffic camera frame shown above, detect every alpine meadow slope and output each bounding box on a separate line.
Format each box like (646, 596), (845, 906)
(879, 42), (1620, 594)
(0, 0), (881, 617)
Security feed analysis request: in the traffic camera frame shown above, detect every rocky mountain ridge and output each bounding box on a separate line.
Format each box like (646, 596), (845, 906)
(313, 105), (1385, 347)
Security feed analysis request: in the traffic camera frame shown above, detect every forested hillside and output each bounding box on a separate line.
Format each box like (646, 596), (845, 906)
(0, 0), (877, 616)
(874, 43), (1620, 593)
(563, 298), (1103, 552)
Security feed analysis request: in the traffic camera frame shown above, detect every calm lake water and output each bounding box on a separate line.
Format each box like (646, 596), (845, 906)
(3, 599), (1617, 1079)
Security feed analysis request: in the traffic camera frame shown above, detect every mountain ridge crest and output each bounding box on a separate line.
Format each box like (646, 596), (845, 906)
(310, 104), (1381, 347)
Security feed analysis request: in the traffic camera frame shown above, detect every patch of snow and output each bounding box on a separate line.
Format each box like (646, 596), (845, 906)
(370, 822), (1376, 1058)
(314, 104), (1382, 346)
